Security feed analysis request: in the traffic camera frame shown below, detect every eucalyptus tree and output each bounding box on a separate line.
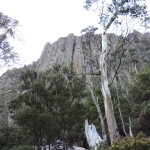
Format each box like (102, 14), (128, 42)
(84, 0), (149, 143)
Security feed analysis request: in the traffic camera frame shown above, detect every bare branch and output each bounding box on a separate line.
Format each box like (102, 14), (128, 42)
(105, 12), (118, 30)
(109, 48), (125, 86)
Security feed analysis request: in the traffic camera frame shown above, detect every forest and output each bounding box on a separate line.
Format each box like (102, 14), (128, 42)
(0, 0), (150, 150)
(0, 64), (150, 150)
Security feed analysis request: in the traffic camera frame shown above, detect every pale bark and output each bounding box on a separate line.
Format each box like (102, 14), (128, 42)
(115, 84), (127, 136)
(129, 116), (133, 137)
(85, 119), (103, 150)
(83, 37), (107, 141)
(99, 3), (120, 143)
(87, 75), (107, 141)
(100, 26), (120, 143)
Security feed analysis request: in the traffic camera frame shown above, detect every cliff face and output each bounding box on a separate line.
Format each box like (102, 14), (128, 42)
(36, 33), (119, 74)
(36, 31), (150, 82)
(0, 31), (150, 126)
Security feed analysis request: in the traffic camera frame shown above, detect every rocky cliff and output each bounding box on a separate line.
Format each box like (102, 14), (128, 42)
(0, 30), (150, 126)
(36, 33), (119, 74)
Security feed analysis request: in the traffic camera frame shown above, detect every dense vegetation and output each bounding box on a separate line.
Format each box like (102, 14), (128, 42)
(100, 132), (150, 150)
(0, 0), (150, 149)
(5, 66), (86, 150)
(0, 64), (150, 149)
(129, 67), (150, 136)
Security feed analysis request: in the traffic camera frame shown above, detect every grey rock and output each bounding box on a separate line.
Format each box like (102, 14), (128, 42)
(0, 31), (150, 126)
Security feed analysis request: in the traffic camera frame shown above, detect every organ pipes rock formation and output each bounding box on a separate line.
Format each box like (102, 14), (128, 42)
(0, 31), (150, 126)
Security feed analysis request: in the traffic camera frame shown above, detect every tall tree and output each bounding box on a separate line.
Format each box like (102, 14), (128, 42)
(84, 0), (149, 143)
(9, 66), (86, 149)
(83, 42), (107, 141)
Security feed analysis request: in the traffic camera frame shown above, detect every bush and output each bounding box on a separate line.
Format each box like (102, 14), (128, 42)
(99, 132), (150, 150)
(10, 145), (32, 150)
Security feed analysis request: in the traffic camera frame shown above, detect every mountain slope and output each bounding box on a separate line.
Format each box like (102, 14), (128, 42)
(0, 30), (150, 126)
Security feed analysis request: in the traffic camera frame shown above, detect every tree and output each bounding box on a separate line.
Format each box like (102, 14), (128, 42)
(128, 67), (150, 135)
(81, 33), (107, 141)
(9, 66), (86, 149)
(0, 12), (18, 69)
(84, 0), (149, 144)
(100, 132), (150, 150)
(0, 126), (29, 150)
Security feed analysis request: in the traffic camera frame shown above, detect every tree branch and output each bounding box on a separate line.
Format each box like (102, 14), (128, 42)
(105, 12), (118, 30)
(109, 48), (125, 86)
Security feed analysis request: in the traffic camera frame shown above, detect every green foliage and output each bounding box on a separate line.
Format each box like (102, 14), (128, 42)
(128, 67), (150, 135)
(129, 68), (150, 103)
(0, 126), (29, 150)
(89, 66), (150, 140)
(8, 65), (86, 148)
(109, 84), (132, 136)
(84, 87), (104, 130)
(99, 132), (150, 150)
(84, 0), (148, 27)
(0, 12), (19, 66)
(10, 145), (32, 150)
(84, 83), (132, 137)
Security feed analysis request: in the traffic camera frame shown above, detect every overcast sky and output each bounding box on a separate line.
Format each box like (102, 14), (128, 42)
(0, 0), (150, 75)
(0, 0), (99, 68)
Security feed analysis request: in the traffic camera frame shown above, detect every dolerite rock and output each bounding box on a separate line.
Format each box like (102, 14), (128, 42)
(37, 33), (76, 72)
(0, 31), (150, 126)
(0, 64), (36, 126)
(36, 33), (119, 74)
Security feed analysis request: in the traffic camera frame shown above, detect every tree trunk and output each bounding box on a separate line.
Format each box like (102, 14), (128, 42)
(100, 26), (120, 143)
(87, 75), (107, 141)
(129, 116), (133, 137)
(85, 119), (103, 150)
(115, 84), (127, 136)
(84, 49), (107, 141)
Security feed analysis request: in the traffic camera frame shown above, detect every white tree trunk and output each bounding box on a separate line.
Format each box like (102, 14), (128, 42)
(87, 75), (107, 141)
(100, 26), (120, 143)
(85, 119), (103, 150)
(115, 84), (127, 136)
(129, 116), (133, 137)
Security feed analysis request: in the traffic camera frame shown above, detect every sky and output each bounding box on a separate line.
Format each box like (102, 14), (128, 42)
(0, 0), (99, 74)
(0, 0), (150, 75)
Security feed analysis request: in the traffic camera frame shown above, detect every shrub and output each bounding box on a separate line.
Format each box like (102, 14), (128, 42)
(99, 132), (150, 150)
(10, 145), (32, 150)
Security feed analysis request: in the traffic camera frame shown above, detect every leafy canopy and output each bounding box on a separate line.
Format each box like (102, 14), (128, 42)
(8, 66), (87, 148)
(0, 12), (19, 68)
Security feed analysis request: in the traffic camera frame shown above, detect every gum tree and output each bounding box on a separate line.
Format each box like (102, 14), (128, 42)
(84, 0), (149, 143)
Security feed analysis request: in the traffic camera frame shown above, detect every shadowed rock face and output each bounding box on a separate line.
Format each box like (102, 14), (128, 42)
(36, 33), (119, 74)
(0, 31), (150, 126)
